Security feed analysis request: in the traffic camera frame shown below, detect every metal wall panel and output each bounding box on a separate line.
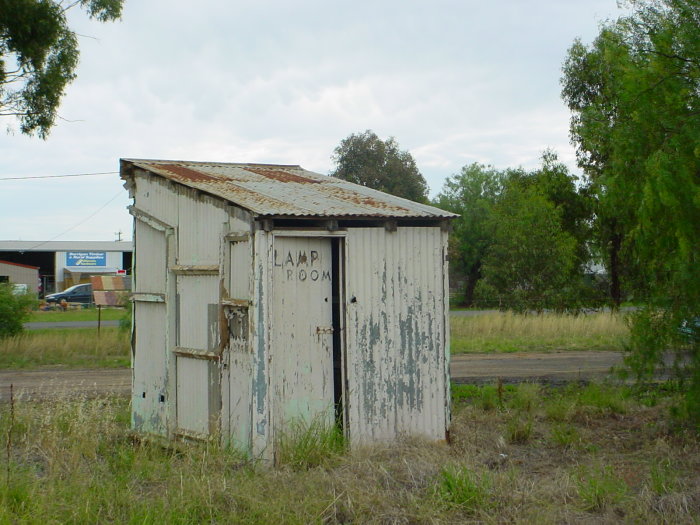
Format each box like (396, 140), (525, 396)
(176, 274), (219, 350)
(134, 220), (166, 294)
(132, 301), (168, 434)
(175, 356), (212, 435)
(132, 173), (178, 226)
(226, 351), (253, 451)
(271, 236), (335, 431)
(177, 191), (226, 265)
(228, 209), (251, 234)
(344, 227), (447, 445)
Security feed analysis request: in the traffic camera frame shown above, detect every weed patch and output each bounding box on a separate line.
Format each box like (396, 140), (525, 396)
(575, 465), (629, 511)
(434, 465), (492, 513)
(0, 384), (698, 523)
(549, 422), (581, 448)
(506, 415), (534, 444)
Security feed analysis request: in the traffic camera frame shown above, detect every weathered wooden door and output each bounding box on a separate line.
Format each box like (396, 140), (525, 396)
(271, 236), (334, 431)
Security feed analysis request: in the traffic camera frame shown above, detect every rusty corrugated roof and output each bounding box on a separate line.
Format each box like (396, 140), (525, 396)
(121, 159), (457, 220)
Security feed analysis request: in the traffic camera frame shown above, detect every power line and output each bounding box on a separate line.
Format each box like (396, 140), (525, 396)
(23, 190), (126, 251)
(0, 171), (118, 181)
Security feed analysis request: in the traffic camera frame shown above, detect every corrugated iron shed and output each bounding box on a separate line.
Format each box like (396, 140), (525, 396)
(121, 159), (457, 220)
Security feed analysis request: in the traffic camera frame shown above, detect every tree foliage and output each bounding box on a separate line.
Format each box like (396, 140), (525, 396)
(435, 163), (505, 306)
(476, 184), (579, 313)
(330, 130), (429, 203)
(561, 0), (700, 423)
(0, 0), (123, 138)
(0, 283), (37, 338)
(436, 152), (594, 310)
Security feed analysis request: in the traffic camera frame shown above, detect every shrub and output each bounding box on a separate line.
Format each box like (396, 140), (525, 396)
(0, 283), (37, 338)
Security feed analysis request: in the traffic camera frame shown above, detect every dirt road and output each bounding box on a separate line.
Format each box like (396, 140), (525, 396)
(0, 351), (628, 402)
(0, 368), (131, 402)
(450, 350), (624, 385)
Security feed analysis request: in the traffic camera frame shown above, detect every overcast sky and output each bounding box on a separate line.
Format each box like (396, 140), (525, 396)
(0, 0), (621, 242)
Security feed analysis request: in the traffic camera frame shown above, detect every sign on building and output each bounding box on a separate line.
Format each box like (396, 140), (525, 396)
(66, 251), (106, 267)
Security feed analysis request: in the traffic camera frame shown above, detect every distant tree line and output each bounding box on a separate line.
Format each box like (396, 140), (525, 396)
(331, 133), (604, 314)
(435, 151), (599, 313)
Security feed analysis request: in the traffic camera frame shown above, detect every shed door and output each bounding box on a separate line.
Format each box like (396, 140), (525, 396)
(272, 237), (334, 430)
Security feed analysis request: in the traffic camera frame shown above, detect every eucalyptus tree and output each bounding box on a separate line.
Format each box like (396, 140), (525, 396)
(562, 0), (700, 423)
(330, 130), (429, 203)
(0, 0), (123, 137)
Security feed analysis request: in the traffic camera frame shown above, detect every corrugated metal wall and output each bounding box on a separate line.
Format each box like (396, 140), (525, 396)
(177, 191), (226, 265)
(132, 171), (178, 226)
(134, 220), (166, 293)
(344, 226), (449, 444)
(132, 301), (168, 433)
(131, 219), (168, 434)
(130, 169), (450, 453)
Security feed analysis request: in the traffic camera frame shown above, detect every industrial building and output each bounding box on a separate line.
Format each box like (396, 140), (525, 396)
(121, 158), (456, 461)
(0, 260), (40, 293)
(0, 240), (132, 295)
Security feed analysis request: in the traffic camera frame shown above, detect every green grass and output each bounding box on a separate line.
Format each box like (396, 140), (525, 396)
(0, 327), (129, 368)
(28, 307), (126, 323)
(451, 310), (629, 354)
(0, 383), (697, 523)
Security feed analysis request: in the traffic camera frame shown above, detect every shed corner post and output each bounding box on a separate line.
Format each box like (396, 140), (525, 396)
(250, 227), (274, 462)
(441, 227), (452, 439)
(164, 225), (178, 439)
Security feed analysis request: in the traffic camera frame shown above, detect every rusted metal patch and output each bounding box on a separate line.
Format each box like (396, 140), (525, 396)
(244, 167), (321, 184)
(323, 185), (412, 213)
(154, 163), (221, 183)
